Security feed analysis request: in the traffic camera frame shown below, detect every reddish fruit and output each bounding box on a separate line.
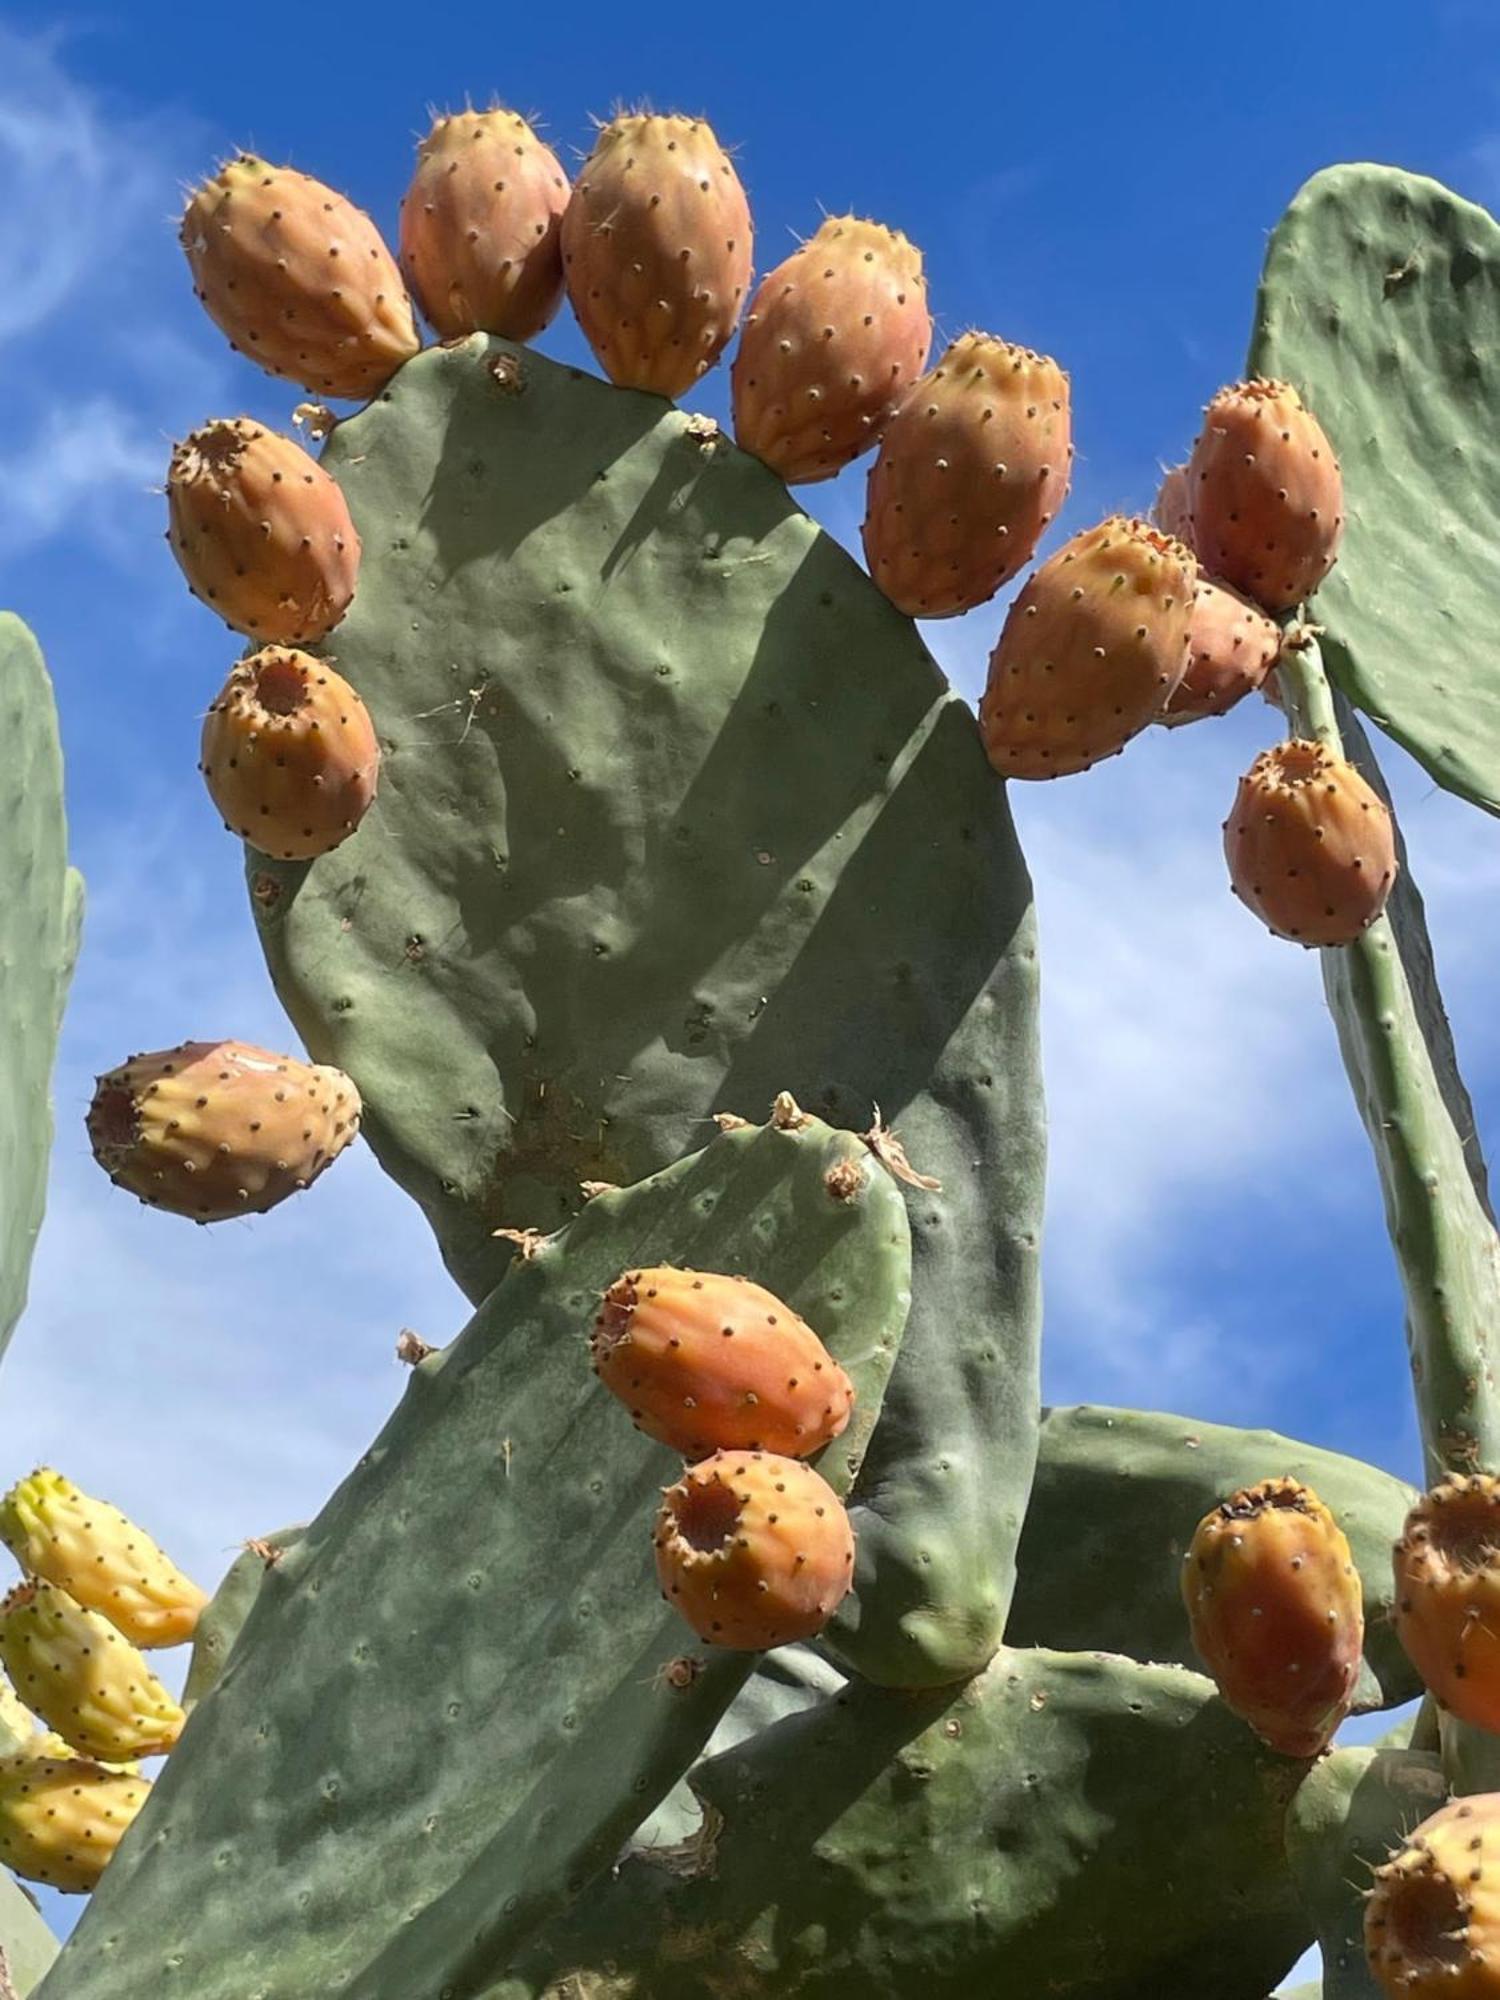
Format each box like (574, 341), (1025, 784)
(1366, 1794), (1500, 1998)
(399, 109), (570, 341)
(561, 113), (752, 399)
(166, 418), (359, 646)
(654, 1450), (855, 1648)
(1160, 575), (1281, 726)
(1394, 1476), (1500, 1734)
(1224, 738), (1397, 946)
(200, 646), (379, 860)
(979, 516), (1195, 779)
(1181, 1476), (1364, 1757)
(862, 333), (1072, 617)
(180, 154), (419, 399)
(1187, 378), (1344, 611)
(87, 1040), (360, 1222)
(1153, 461), (1195, 549)
(731, 215), (931, 484)
(591, 1266), (854, 1459)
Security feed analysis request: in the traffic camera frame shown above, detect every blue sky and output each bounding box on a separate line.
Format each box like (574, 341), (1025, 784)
(4, 0), (1500, 1970)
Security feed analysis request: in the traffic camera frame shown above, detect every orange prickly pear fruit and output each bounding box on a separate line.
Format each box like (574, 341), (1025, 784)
(654, 1449), (855, 1649)
(1393, 1475), (1500, 1734)
(180, 153), (420, 399)
(1181, 1476), (1364, 1757)
(0, 1467), (207, 1649)
(86, 1039), (361, 1222)
(1224, 738), (1397, 946)
(591, 1267), (855, 1459)
(732, 215), (931, 484)
(0, 1753), (151, 1893)
(1153, 461), (1196, 549)
(166, 418), (359, 646)
(560, 112), (752, 399)
(861, 333), (1072, 618)
(979, 516), (1195, 779)
(200, 646), (380, 861)
(1365, 1794), (1500, 1997)
(1187, 378), (1344, 611)
(1160, 575), (1281, 726)
(400, 108), (570, 342)
(0, 1581), (184, 1763)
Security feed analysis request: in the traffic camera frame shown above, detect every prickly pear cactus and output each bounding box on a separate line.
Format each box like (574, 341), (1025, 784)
(0, 615), (82, 1369)
(0, 1870), (59, 1996)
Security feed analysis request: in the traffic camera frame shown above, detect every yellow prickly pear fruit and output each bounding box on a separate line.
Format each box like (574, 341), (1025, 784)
(732, 215), (932, 484)
(979, 516), (1195, 779)
(0, 1753), (150, 1893)
(1366, 1794), (1500, 1997)
(180, 154), (420, 399)
(0, 1664), (39, 1753)
(200, 647), (380, 861)
(400, 107), (571, 341)
(166, 418), (360, 646)
(1181, 1476), (1364, 1758)
(561, 112), (752, 398)
(1224, 739), (1398, 946)
(0, 1467), (207, 1649)
(1393, 1475), (1500, 1734)
(862, 334), (1073, 618)
(1160, 575), (1281, 727)
(86, 1039), (360, 1223)
(0, 1580), (184, 1763)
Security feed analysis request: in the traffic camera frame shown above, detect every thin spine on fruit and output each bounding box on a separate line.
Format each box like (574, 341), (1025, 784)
(0, 1580), (183, 1763)
(1394, 1475), (1500, 1733)
(1365, 1794), (1500, 1997)
(1223, 736), (1397, 946)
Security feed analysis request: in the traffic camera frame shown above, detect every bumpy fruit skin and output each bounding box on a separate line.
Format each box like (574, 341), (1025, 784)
(180, 154), (420, 399)
(861, 334), (1072, 617)
(1181, 1477), (1364, 1757)
(979, 516), (1195, 779)
(86, 1039), (360, 1222)
(1224, 738), (1397, 946)
(1153, 461), (1196, 548)
(1161, 575), (1281, 726)
(1366, 1795), (1500, 1998)
(591, 1266), (854, 1459)
(732, 215), (932, 484)
(200, 646), (380, 861)
(0, 1753), (150, 1893)
(399, 108), (570, 341)
(1393, 1476), (1500, 1733)
(0, 1468), (207, 1650)
(560, 113), (751, 399)
(166, 418), (359, 645)
(0, 1581), (184, 1763)
(1187, 378), (1344, 611)
(654, 1450), (855, 1648)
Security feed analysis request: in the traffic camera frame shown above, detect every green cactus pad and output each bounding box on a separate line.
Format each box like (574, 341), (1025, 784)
(1006, 1404), (1421, 1711)
(0, 1872), (58, 1997)
(1285, 1745), (1448, 1999)
(248, 335), (1045, 1688)
(41, 1108), (910, 2000)
(498, 1646), (1313, 2000)
(1252, 164), (1500, 813)
(0, 615), (82, 1367)
(181, 1525), (305, 1710)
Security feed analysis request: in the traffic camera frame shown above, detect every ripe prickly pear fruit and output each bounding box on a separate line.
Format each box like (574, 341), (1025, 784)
(1153, 461), (1195, 549)
(1365, 1794), (1500, 1998)
(0, 1753), (150, 1893)
(1160, 575), (1281, 727)
(654, 1449), (855, 1648)
(1187, 378), (1344, 611)
(731, 215), (931, 484)
(560, 113), (751, 399)
(978, 516), (1195, 779)
(0, 1468), (207, 1650)
(1224, 738), (1397, 946)
(180, 154), (420, 399)
(0, 1580), (184, 1763)
(0, 1665), (38, 1753)
(166, 418), (359, 646)
(1393, 1475), (1500, 1734)
(1181, 1476), (1364, 1758)
(200, 646), (380, 861)
(861, 334), (1072, 617)
(399, 108), (570, 341)
(591, 1267), (855, 1459)
(86, 1039), (360, 1222)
